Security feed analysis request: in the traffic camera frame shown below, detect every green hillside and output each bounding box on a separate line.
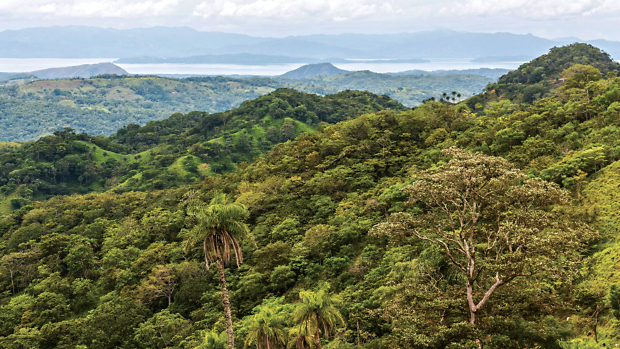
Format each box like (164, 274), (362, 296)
(2, 44), (620, 349)
(278, 70), (493, 106)
(0, 75), (281, 142)
(482, 43), (620, 104)
(0, 89), (404, 213)
(0, 70), (499, 143)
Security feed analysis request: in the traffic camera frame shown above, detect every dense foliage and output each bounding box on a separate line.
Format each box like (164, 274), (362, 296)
(275, 71), (492, 107)
(0, 89), (404, 213)
(1, 44), (620, 349)
(481, 43), (620, 105)
(0, 71), (494, 142)
(0, 75), (281, 142)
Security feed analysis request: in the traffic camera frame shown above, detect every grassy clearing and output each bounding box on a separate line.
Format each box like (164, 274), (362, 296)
(0, 141), (21, 151)
(0, 191), (18, 215)
(75, 141), (135, 164)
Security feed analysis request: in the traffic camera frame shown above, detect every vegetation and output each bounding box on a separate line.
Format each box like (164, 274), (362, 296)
(0, 71), (495, 142)
(183, 193), (251, 349)
(276, 70), (492, 106)
(1, 43), (620, 348)
(481, 43), (620, 104)
(0, 89), (403, 212)
(0, 75), (281, 142)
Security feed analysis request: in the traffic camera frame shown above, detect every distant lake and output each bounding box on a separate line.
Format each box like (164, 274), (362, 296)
(0, 58), (525, 76)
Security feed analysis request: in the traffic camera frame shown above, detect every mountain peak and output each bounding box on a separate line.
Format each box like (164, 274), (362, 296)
(280, 63), (348, 79)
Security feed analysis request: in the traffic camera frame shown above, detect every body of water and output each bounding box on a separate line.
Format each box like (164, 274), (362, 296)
(0, 58), (116, 72)
(0, 58), (525, 76)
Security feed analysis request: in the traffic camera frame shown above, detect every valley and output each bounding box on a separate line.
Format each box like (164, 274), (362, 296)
(1, 42), (620, 349)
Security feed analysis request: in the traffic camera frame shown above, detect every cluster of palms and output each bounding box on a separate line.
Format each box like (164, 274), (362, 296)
(422, 91), (463, 104)
(185, 193), (345, 349)
(440, 91), (462, 103)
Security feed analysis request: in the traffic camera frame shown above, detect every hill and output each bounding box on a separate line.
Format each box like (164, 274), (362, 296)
(0, 69), (503, 142)
(0, 75), (281, 142)
(278, 70), (494, 106)
(388, 68), (511, 78)
(470, 43), (620, 107)
(1, 49), (620, 348)
(29, 63), (128, 79)
(0, 89), (404, 211)
(280, 63), (349, 79)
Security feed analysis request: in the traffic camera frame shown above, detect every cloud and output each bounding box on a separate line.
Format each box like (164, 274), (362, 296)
(192, 0), (403, 21)
(440, 0), (619, 19)
(0, 0), (179, 18)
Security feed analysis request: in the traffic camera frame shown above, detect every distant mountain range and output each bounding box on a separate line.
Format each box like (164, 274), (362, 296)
(1, 26), (618, 61)
(115, 54), (309, 65)
(114, 55), (430, 65)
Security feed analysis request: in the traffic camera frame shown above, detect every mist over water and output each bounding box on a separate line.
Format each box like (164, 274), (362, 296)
(0, 58), (525, 76)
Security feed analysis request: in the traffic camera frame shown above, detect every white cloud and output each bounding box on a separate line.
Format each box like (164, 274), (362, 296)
(0, 0), (179, 18)
(440, 0), (619, 19)
(192, 0), (404, 21)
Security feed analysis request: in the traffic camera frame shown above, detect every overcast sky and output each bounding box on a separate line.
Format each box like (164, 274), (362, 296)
(0, 0), (618, 40)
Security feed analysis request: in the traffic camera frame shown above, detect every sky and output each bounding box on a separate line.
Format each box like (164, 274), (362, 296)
(0, 0), (619, 40)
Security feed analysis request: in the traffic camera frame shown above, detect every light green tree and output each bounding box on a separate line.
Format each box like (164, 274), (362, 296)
(196, 330), (228, 349)
(292, 286), (345, 349)
(244, 301), (288, 349)
(372, 148), (597, 347)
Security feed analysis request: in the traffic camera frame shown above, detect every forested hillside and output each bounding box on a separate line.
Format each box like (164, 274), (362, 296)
(481, 43), (620, 104)
(275, 70), (492, 106)
(0, 70), (494, 142)
(0, 89), (403, 212)
(1, 44), (620, 349)
(0, 75), (280, 142)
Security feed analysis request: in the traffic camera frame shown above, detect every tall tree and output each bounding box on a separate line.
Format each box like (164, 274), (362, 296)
(292, 286), (345, 349)
(184, 192), (250, 349)
(372, 148), (596, 346)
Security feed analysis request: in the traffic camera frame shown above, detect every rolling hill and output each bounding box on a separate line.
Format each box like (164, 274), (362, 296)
(29, 63), (128, 79)
(0, 89), (404, 212)
(280, 63), (349, 79)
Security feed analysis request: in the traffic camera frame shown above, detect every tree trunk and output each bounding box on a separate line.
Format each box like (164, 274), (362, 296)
(466, 281), (477, 325)
(9, 269), (15, 295)
(314, 328), (322, 349)
(356, 319), (361, 345)
(594, 305), (601, 343)
(216, 252), (235, 349)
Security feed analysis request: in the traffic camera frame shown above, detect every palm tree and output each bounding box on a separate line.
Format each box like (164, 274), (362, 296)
(288, 327), (315, 349)
(245, 303), (287, 349)
(185, 192), (250, 349)
(197, 329), (228, 349)
(292, 287), (345, 349)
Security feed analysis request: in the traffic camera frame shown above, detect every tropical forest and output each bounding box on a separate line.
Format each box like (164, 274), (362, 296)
(2, 43), (620, 349)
